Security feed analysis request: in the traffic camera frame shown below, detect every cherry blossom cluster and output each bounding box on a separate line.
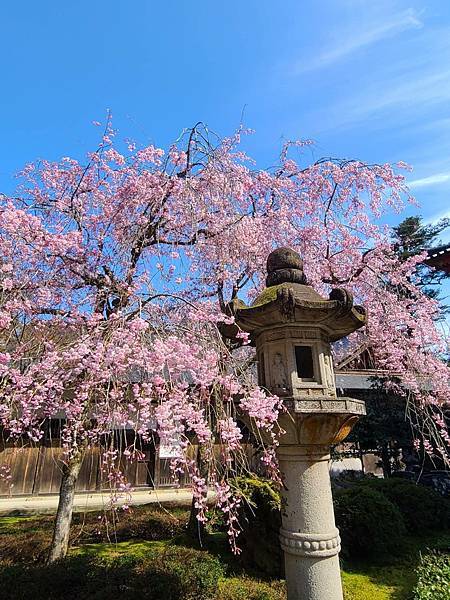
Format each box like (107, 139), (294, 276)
(0, 120), (448, 547)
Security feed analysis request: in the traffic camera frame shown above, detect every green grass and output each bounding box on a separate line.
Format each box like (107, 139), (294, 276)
(218, 564), (418, 600)
(342, 566), (416, 600)
(0, 515), (39, 531)
(70, 539), (170, 558)
(340, 532), (450, 600)
(218, 576), (286, 600)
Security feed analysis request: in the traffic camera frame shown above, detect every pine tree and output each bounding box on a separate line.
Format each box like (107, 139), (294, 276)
(392, 215), (450, 304)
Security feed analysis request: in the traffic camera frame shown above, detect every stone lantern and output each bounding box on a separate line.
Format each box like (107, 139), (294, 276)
(227, 248), (367, 600)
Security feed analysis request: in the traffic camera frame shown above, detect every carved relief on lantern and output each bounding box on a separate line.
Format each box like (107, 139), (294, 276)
(257, 344), (291, 396)
(271, 350), (290, 396)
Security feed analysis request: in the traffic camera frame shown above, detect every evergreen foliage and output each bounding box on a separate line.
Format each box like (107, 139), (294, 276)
(412, 551), (450, 600)
(392, 214), (450, 304)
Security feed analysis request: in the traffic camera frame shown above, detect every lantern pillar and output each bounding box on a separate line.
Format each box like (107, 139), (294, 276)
(278, 445), (342, 600)
(227, 248), (367, 600)
(275, 404), (364, 600)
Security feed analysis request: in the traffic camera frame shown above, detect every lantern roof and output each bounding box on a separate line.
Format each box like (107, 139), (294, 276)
(227, 248), (366, 343)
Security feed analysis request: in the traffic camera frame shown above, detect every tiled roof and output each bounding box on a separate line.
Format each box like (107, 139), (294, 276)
(427, 243), (450, 260)
(425, 243), (450, 273)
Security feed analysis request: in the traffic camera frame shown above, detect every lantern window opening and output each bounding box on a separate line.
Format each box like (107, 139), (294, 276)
(294, 345), (316, 382)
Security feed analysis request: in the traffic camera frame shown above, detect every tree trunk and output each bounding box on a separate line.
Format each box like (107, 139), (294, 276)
(47, 450), (84, 563)
(380, 443), (392, 478)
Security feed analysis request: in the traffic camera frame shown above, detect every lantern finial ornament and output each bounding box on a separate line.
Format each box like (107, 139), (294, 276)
(266, 247), (307, 286)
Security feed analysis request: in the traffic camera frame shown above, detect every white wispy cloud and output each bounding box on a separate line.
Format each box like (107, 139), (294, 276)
(294, 8), (422, 74)
(353, 69), (450, 115)
(313, 64), (450, 133)
(408, 172), (450, 189)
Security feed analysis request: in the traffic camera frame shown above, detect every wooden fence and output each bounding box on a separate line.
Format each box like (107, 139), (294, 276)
(0, 434), (260, 497)
(0, 443), (157, 496)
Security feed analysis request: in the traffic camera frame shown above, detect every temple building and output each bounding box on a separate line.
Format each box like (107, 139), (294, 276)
(425, 243), (450, 274)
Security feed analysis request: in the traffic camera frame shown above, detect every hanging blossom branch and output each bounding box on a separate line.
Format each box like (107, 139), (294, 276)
(0, 119), (448, 555)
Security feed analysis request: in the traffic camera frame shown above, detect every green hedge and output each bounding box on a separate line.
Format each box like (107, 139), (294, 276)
(412, 551), (450, 600)
(0, 546), (223, 600)
(334, 486), (406, 560)
(359, 478), (450, 534)
(232, 475), (450, 567)
(231, 477), (282, 577)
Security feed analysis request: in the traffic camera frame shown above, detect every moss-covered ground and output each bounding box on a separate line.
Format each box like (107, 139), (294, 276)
(0, 509), (448, 599)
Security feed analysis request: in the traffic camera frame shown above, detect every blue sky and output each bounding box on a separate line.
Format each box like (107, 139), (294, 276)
(1, 0), (450, 240)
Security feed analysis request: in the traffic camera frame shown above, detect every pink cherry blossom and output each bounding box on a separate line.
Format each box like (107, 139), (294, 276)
(0, 121), (448, 554)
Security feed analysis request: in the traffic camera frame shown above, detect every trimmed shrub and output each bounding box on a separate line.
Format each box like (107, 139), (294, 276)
(0, 546), (223, 600)
(412, 550), (450, 600)
(360, 478), (450, 534)
(230, 477), (283, 577)
(334, 486), (407, 560)
(148, 546), (224, 600)
(235, 476), (410, 566)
